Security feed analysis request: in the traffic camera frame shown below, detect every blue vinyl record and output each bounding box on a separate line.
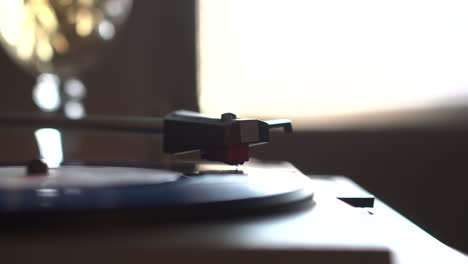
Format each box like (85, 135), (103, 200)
(0, 161), (314, 217)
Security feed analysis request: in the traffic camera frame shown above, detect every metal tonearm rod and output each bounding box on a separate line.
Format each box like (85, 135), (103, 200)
(0, 110), (292, 165)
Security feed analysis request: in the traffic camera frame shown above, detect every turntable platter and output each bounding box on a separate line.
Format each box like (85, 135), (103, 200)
(0, 161), (314, 217)
(0, 166), (180, 189)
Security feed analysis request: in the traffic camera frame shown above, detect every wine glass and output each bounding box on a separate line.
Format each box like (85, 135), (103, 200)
(0, 0), (133, 166)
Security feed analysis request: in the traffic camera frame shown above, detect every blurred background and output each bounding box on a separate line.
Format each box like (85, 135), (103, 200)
(1, 0), (468, 254)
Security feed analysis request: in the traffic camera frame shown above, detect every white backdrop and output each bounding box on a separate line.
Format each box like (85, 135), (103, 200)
(198, 0), (468, 125)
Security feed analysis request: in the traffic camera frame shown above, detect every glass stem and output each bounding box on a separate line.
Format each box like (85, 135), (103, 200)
(32, 74), (87, 166)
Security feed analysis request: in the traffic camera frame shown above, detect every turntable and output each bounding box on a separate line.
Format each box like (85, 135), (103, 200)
(0, 111), (466, 264)
(0, 110), (312, 215)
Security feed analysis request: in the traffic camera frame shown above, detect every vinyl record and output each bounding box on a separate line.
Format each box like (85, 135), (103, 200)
(0, 161), (314, 217)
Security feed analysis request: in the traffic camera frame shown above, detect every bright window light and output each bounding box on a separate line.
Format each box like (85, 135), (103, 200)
(198, 0), (468, 126)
